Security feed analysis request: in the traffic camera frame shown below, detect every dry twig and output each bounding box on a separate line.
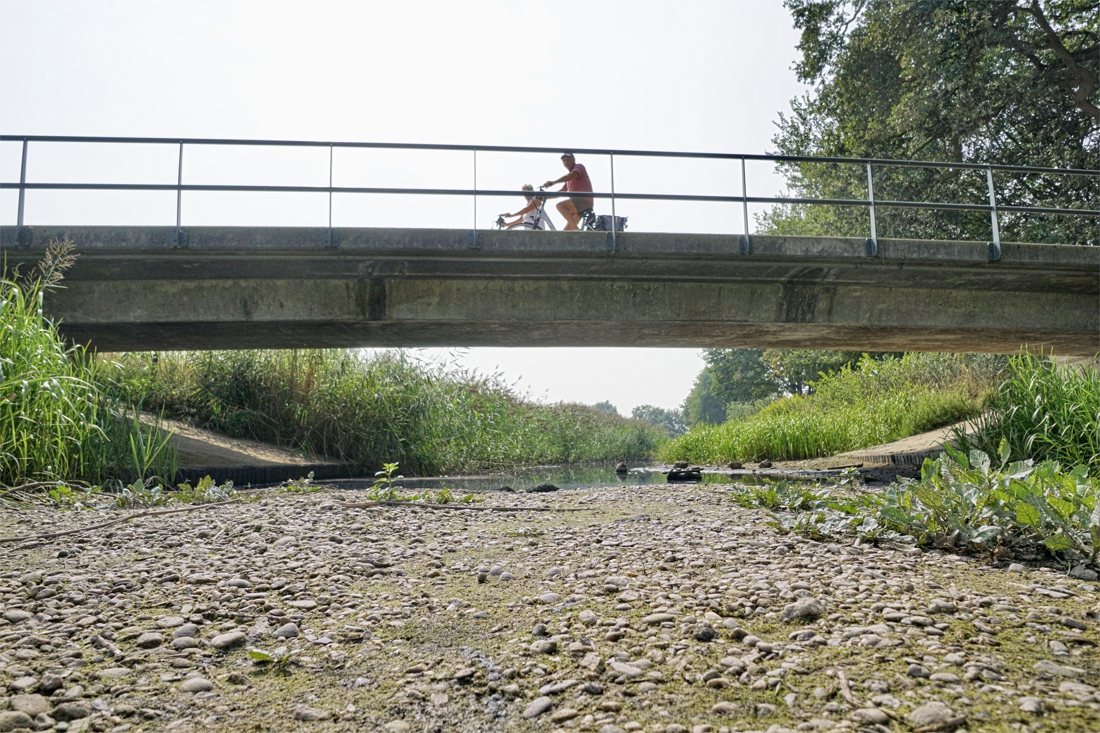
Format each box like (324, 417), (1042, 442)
(836, 668), (860, 707)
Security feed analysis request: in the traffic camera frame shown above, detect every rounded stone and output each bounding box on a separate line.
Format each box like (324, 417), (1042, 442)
(135, 632), (164, 648)
(211, 631), (247, 649)
(522, 696), (553, 719)
(180, 677), (213, 693)
(52, 702), (92, 721)
(0, 711), (34, 732)
(274, 622), (300, 639)
(9, 694), (49, 717)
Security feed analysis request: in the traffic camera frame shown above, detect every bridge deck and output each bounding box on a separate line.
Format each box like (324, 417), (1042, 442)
(2, 226), (1097, 355)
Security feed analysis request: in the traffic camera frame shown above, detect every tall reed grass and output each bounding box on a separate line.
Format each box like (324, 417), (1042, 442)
(964, 353), (1100, 471)
(1, 251), (177, 487)
(107, 350), (665, 475)
(661, 353), (1003, 464)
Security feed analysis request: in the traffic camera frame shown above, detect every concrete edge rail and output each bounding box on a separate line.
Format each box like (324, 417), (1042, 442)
(3, 226), (1098, 355)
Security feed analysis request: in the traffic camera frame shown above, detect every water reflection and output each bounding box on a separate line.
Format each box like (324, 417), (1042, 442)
(330, 463), (837, 493)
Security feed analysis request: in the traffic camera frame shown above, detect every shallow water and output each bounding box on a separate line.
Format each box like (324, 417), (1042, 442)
(334, 463), (838, 493)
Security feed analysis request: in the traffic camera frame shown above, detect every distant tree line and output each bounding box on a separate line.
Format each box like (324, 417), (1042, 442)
(679, 349), (899, 428)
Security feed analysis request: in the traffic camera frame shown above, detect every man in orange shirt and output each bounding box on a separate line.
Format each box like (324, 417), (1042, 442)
(544, 153), (594, 231)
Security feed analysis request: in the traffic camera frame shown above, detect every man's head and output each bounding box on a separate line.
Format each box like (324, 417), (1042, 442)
(561, 153), (576, 171)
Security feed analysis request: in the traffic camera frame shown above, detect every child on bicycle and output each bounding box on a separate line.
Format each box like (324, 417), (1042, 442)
(499, 184), (555, 230)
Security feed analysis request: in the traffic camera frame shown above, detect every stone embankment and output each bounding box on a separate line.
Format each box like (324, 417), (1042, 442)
(2, 485), (1098, 732)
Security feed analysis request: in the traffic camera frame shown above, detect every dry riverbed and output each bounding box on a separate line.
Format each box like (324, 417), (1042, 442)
(2, 485), (1098, 733)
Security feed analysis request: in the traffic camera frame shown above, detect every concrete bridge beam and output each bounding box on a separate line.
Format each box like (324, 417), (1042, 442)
(2, 226), (1097, 355)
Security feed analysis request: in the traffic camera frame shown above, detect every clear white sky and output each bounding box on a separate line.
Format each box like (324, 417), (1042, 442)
(0, 0), (808, 414)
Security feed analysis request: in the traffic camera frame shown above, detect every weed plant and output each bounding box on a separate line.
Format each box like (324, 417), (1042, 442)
(662, 353), (1002, 463)
(1, 246), (177, 487)
(961, 353), (1099, 471)
(107, 349), (665, 475)
(743, 442), (1100, 567)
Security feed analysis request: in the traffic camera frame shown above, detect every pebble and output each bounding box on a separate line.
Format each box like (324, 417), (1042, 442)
(293, 705), (332, 721)
(156, 615), (186, 628)
(0, 712), (34, 731)
(1068, 566), (1098, 581)
(780, 597), (825, 622)
(522, 696), (553, 718)
(850, 708), (889, 725)
(9, 694), (49, 717)
(51, 702), (91, 721)
(211, 631), (247, 649)
(907, 663), (931, 678)
(274, 622), (300, 638)
(908, 701), (960, 728)
(180, 677), (213, 693)
(135, 631), (164, 648)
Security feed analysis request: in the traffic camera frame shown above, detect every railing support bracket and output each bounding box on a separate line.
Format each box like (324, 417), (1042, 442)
(171, 227), (189, 247)
(987, 241), (1001, 261)
(324, 229), (338, 248)
(739, 234), (752, 254)
(865, 238), (878, 257)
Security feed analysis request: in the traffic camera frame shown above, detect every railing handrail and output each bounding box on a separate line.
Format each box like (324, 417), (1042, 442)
(2, 134), (1097, 177)
(2, 134), (1097, 259)
(0, 182), (1089, 218)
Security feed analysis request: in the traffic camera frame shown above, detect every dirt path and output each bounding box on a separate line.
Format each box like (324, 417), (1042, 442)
(142, 416), (344, 470)
(2, 485), (1096, 732)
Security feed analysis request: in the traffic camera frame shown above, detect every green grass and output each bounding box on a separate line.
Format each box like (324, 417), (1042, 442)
(963, 353), (1100, 471)
(106, 349), (666, 475)
(1, 247), (177, 487)
(661, 353), (1002, 464)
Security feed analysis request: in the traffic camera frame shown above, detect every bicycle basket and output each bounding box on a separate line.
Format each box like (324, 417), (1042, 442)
(595, 215), (628, 232)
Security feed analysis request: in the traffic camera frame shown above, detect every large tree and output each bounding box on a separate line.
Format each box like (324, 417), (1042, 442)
(766, 0), (1098, 244)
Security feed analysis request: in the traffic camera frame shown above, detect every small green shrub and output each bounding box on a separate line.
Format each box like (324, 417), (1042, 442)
(738, 442), (1100, 565)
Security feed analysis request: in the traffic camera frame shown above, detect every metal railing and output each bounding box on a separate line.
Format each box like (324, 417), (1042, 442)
(2, 135), (1097, 259)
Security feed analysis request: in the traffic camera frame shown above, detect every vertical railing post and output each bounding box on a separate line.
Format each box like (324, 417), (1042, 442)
(172, 141), (187, 246)
(739, 156), (750, 253)
(865, 162), (878, 257)
(469, 149), (478, 248)
(16, 139), (29, 245)
(324, 143), (336, 247)
(986, 166), (1001, 261)
(609, 152), (617, 252)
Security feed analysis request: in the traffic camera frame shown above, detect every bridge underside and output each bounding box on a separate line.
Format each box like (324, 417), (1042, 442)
(2, 226), (1097, 355)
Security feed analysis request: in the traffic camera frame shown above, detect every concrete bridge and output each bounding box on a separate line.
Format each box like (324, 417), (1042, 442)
(2, 225), (1097, 355)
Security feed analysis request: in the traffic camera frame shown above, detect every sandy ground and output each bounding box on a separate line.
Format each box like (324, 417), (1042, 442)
(2, 484), (1098, 733)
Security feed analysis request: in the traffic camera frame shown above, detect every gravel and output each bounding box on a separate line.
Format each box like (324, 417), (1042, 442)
(1, 483), (1098, 732)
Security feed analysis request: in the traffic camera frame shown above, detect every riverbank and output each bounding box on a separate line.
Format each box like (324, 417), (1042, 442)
(2, 484), (1096, 732)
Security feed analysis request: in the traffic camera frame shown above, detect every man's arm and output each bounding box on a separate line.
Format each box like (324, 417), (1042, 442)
(543, 170), (579, 189)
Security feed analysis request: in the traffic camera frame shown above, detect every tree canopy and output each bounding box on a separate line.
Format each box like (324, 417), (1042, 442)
(765, 0), (1098, 245)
